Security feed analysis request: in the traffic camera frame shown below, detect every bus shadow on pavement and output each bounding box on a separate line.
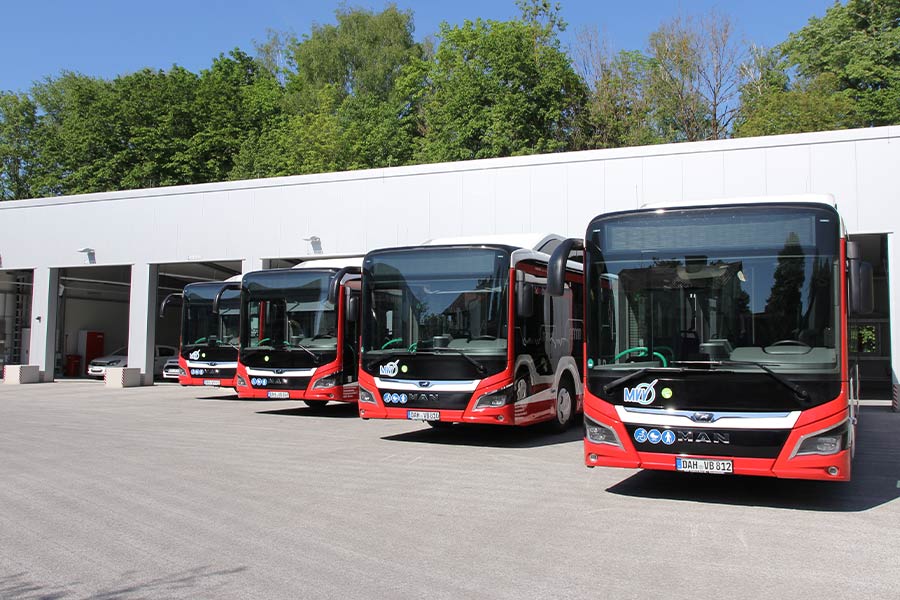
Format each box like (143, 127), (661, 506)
(606, 407), (900, 512)
(257, 403), (360, 418)
(196, 393), (245, 401)
(381, 423), (583, 449)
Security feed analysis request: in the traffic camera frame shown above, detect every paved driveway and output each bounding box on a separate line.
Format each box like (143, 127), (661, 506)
(1, 381), (898, 599)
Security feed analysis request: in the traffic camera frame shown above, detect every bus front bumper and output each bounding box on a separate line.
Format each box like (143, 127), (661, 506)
(583, 407), (852, 482)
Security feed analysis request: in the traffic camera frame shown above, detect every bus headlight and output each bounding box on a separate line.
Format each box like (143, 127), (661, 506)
(312, 374), (339, 389)
(793, 421), (849, 456)
(585, 417), (623, 448)
(359, 386), (377, 404)
(236, 375), (247, 387)
(474, 384), (514, 409)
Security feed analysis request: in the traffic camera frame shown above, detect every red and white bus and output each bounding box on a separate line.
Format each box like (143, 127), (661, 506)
(547, 195), (873, 481)
(218, 258), (362, 410)
(357, 235), (584, 429)
(160, 276), (241, 388)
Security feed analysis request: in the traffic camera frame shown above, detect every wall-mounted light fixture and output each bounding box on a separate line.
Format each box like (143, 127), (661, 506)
(303, 236), (323, 255)
(77, 247), (96, 265)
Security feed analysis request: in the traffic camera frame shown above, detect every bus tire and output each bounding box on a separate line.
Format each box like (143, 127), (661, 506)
(551, 379), (576, 432)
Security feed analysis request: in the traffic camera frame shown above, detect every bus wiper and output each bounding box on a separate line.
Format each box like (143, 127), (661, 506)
(430, 347), (487, 375)
(287, 343), (321, 364)
(716, 360), (810, 401)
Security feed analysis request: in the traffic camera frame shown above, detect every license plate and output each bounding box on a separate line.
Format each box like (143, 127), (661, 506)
(676, 457), (733, 474)
(407, 410), (440, 421)
(267, 391), (290, 399)
(203, 379), (220, 386)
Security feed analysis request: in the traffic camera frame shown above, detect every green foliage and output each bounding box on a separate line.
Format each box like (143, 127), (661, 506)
(0, 92), (38, 200)
(736, 0), (900, 136)
(287, 5), (420, 107)
(416, 18), (586, 162)
(783, 0), (900, 126)
(190, 49), (280, 182)
(2, 2), (898, 201)
(576, 49), (662, 149)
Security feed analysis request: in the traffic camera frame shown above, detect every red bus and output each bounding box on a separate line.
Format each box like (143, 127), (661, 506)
(160, 277), (241, 388)
(216, 258), (362, 410)
(548, 196), (873, 481)
(357, 235), (584, 430)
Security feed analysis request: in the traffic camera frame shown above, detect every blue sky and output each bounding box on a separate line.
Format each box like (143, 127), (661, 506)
(1, 0), (837, 93)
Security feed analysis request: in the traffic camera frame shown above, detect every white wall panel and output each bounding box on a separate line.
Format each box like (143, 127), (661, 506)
(642, 155), (682, 205)
(530, 163), (568, 236)
(856, 138), (900, 234)
(493, 167), (532, 234)
(765, 146), (812, 195)
(460, 170), (497, 235)
(604, 158), (643, 213)
(723, 148), (766, 197)
(565, 161), (604, 238)
(427, 173), (464, 240)
(682, 153), (725, 201)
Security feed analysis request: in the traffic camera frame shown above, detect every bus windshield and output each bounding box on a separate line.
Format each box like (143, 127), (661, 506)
(587, 204), (841, 375)
(362, 247), (510, 357)
(241, 270), (337, 352)
(182, 284), (240, 348)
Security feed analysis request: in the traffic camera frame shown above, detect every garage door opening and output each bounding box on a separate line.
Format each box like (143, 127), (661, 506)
(848, 233), (891, 399)
(0, 270), (33, 378)
(57, 265), (131, 379)
(155, 261), (242, 382)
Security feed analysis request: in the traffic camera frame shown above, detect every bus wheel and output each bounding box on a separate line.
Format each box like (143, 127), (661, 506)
(552, 381), (575, 432)
(515, 373), (531, 402)
(303, 400), (329, 412)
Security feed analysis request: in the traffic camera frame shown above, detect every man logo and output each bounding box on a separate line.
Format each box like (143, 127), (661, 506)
(189, 350), (201, 361)
(623, 379), (659, 405)
(379, 359), (400, 377)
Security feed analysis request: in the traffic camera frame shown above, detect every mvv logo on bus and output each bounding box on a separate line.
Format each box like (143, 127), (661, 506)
(623, 379), (659, 405)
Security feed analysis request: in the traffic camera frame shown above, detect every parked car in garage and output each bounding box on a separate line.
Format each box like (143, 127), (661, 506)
(88, 345), (178, 379)
(162, 358), (182, 380)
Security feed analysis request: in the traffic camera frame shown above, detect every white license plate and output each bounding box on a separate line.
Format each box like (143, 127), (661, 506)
(407, 410), (440, 421)
(676, 457), (733, 474)
(267, 391), (290, 399)
(203, 380), (220, 386)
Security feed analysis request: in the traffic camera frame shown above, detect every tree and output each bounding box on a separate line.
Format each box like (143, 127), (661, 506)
(29, 72), (120, 194)
(645, 11), (745, 141)
(0, 92), (39, 200)
(416, 16), (586, 162)
(573, 28), (660, 148)
(287, 5), (421, 107)
(736, 0), (899, 136)
(106, 67), (200, 189)
(783, 0), (900, 127)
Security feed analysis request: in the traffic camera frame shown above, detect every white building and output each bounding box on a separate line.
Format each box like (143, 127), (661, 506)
(1, 125), (897, 401)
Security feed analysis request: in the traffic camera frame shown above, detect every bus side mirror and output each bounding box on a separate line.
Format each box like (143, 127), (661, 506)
(328, 267), (362, 305)
(346, 295), (359, 322)
(847, 241), (874, 315)
(159, 292), (183, 318)
(212, 282), (241, 315)
(517, 283), (534, 318)
(548, 238), (584, 297)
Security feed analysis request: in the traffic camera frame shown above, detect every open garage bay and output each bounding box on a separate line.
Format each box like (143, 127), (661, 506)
(1, 382), (899, 599)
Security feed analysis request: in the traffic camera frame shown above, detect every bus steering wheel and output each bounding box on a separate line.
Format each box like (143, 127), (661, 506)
(614, 346), (669, 367)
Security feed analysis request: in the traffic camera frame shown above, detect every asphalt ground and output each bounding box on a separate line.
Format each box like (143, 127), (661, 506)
(1, 381), (899, 600)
